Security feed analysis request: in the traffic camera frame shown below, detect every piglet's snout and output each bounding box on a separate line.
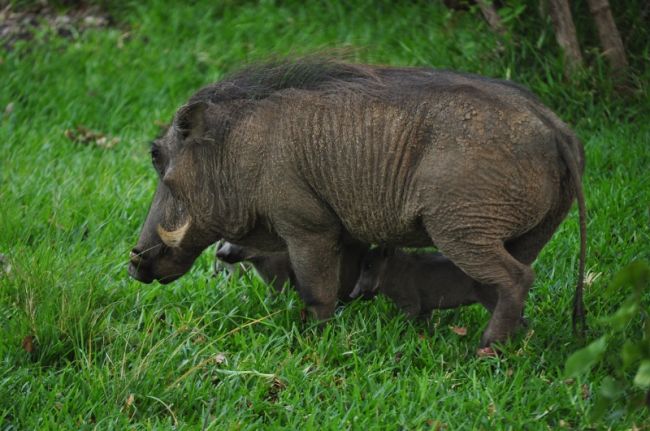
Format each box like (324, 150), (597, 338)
(216, 242), (243, 264)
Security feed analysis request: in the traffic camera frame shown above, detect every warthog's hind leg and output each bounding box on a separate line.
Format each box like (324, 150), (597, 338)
(425, 222), (534, 347)
(476, 248), (535, 346)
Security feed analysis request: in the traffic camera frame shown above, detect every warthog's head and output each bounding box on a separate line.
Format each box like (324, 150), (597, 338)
(349, 247), (394, 299)
(129, 101), (242, 284)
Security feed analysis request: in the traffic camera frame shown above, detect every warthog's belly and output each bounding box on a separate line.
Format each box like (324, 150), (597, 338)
(339, 212), (432, 247)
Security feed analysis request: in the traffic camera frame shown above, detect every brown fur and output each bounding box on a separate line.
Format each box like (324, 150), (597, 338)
(129, 58), (586, 347)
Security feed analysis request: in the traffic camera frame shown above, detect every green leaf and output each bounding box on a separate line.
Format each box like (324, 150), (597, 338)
(633, 360), (650, 389)
(598, 376), (623, 400)
(588, 394), (609, 422)
(607, 260), (650, 297)
(601, 298), (638, 330)
(565, 336), (608, 378)
(621, 340), (642, 369)
(628, 393), (647, 411)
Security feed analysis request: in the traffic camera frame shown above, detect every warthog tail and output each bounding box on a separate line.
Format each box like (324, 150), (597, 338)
(556, 134), (587, 336)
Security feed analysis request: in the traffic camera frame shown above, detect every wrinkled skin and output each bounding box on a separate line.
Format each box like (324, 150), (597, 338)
(351, 248), (498, 318)
(129, 60), (586, 347)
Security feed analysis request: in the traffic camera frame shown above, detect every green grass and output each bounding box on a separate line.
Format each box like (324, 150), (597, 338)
(1, 0), (649, 428)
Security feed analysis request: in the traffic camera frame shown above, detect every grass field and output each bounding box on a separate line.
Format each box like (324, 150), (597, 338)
(1, 1), (649, 428)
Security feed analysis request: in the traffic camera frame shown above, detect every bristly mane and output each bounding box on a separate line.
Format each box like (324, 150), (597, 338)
(186, 56), (542, 110)
(188, 57), (379, 104)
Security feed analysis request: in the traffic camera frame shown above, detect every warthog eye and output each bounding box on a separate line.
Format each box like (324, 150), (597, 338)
(150, 145), (163, 173)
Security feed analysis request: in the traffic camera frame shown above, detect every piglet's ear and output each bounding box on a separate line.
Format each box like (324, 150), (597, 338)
(175, 101), (210, 140)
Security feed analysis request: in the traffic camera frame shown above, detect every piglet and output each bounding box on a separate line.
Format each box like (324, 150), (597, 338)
(215, 241), (295, 292)
(350, 248), (500, 319)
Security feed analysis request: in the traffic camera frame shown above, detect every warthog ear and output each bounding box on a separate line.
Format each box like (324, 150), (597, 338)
(176, 101), (210, 140)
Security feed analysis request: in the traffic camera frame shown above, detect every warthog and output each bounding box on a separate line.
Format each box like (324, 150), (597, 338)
(214, 240), (368, 300)
(129, 58), (586, 347)
(350, 247), (498, 318)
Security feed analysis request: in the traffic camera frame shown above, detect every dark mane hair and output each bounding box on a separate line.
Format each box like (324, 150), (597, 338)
(188, 57), (380, 104)
(187, 57), (542, 115)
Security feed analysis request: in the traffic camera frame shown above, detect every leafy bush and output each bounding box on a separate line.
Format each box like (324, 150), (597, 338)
(465, 0), (650, 124)
(565, 260), (650, 421)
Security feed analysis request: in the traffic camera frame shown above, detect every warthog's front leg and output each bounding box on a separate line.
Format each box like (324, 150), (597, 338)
(284, 232), (341, 320)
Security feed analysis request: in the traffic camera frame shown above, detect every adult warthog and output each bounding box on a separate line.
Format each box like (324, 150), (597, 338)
(129, 59), (586, 347)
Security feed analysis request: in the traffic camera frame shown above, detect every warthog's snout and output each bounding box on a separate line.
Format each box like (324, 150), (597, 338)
(128, 244), (183, 284)
(129, 249), (142, 266)
(128, 238), (200, 285)
(129, 181), (209, 285)
(128, 246), (156, 284)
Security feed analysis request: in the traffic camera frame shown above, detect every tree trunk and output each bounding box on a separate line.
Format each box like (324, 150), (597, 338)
(476, 0), (506, 36)
(586, 0), (628, 75)
(547, 0), (583, 74)
(442, 0), (473, 11)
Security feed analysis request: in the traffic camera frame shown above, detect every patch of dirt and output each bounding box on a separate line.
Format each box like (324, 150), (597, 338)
(450, 325), (467, 336)
(64, 125), (120, 148)
(265, 377), (286, 403)
(21, 334), (36, 356)
(0, 2), (115, 51)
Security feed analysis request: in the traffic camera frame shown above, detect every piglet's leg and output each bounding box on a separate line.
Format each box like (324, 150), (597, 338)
(337, 241), (370, 301)
(473, 284), (498, 313)
(284, 232), (341, 320)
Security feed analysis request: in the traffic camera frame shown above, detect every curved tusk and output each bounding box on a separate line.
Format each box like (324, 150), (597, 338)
(157, 219), (191, 248)
(349, 282), (363, 299)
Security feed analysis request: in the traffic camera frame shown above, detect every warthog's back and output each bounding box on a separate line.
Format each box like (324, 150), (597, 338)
(252, 71), (564, 245)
